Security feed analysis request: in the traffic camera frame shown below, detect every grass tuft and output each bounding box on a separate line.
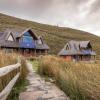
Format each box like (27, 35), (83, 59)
(38, 55), (100, 100)
(0, 51), (17, 67)
(0, 51), (29, 100)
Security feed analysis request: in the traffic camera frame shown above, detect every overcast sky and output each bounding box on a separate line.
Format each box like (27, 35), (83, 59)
(0, 0), (100, 36)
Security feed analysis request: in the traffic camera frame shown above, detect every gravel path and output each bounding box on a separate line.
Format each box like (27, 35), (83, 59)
(19, 62), (70, 100)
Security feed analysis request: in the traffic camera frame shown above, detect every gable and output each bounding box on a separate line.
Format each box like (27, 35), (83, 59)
(87, 42), (92, 49)
(8, 34), (14, 41)
(19, 31), (36, 48)
(80, 41), (90, 48)
(37, 39), (42, 44)
(20, 29), (38, 40)
(22, 32), (34, 43)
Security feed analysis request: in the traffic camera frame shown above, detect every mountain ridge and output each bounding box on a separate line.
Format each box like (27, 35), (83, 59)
(0, 13), (100, 58)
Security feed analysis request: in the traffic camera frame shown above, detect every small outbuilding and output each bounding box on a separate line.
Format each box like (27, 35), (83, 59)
(58, 40), (96, 62)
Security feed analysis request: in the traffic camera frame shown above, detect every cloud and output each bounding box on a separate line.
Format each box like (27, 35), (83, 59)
(0, 0), (54, 16)
(0, 0), (100, 36)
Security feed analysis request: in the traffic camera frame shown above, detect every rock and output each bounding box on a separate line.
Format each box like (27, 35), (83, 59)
(49, 78), (56, 83)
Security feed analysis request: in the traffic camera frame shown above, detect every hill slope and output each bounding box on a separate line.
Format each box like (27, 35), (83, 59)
(0, 13), (100, 58)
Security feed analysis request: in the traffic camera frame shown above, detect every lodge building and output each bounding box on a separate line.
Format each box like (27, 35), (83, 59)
(0, 28), (50, 56)
(58, 40), (96, 61)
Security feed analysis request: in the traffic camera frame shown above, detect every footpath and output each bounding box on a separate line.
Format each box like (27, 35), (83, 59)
(19, 62), (70, 100)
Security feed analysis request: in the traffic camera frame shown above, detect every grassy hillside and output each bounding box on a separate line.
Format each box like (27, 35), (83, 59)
(0, 13), (100, 58)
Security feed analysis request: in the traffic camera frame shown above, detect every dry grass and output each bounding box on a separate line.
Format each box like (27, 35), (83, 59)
(0, 51), (29, 100)
(0, 51), (29, 79)
(20, 58), (29, 79)
(38, 55), (100, 100)
(0, 51), (17, 67)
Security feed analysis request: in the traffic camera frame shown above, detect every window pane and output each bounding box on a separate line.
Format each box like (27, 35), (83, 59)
(23, 36), (34, 43)
(24, 32), (31, 36)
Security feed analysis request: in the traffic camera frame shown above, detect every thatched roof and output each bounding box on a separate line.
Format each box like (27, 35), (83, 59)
(0, 28), (49, 50)
(58, 40), (96, 56)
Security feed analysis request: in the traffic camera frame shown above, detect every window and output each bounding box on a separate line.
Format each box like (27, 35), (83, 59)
(8, 34), (14, 41)
(24, 31), (31, 36)
(66, 44), (70, 50)
(19, 32), (36, 48)
(21, 32), (34, 43)
(22, 36), (34, 43)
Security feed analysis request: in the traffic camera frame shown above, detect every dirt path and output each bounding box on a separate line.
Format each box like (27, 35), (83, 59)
(19, 62), (70, 100)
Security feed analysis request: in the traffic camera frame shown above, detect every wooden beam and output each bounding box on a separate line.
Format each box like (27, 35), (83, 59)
(45, 50), (47, 55)
(39, 50), (41, 55)
(0, 73), (20, 100)
(0, 63), (21, 77)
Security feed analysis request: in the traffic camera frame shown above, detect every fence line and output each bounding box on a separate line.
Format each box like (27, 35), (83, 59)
(0, 63), (21, 77)
(0, 63), (21, 100)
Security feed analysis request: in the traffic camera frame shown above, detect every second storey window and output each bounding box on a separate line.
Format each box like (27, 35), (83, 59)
(21, 32), (35, 43)
(66, 44), (70, 50)
(22, 36), (34, 43)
